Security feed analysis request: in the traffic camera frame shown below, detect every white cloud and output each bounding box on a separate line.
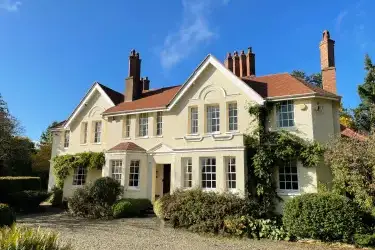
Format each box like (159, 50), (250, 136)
(159, 0), (226, 69)
(0, 0), (21, 12)
(335, 10), (348, 32)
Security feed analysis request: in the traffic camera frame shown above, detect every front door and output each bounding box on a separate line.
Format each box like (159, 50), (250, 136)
(163, 164), (171, 194)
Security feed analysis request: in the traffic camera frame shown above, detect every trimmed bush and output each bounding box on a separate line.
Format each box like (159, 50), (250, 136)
(48, 186), (63, 207)
(7, 190), (49, 212)
(0, 204), (15, 227)
(153, 198), (163, 219)
(68, 177), (123, 218)
(0, 177), (41, 202)
(283, 193), (363, 242)
(112, 200), (134, 218)
(112, 198), (152, 218)
(354, 233), (375, 248)
(0, 226), (71, 249)
(160, 189), (264, 233)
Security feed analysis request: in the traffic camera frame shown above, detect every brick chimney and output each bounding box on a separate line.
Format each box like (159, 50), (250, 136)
(125, 49), (142, 101)
(224, 47), (255, 77)
(320, 30), (337, 93)
(142, 77), (150, 91)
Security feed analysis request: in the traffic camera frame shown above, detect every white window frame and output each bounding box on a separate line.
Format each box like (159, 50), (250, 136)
(129, 160), (140, 189)
(278, 160), (299, 194)
(201, 157), (216, 189)
(64, 130), (70, 148)
(124, 116), (130, 138)
(190, 107), (198, 134)
(228, 103), (238, 131)
(276, 100), (295, 128)
(226, 157), (236, 190)
(72, 166), (86, 186)
(183, 158), (192, 188)
(207, 105), (220, 133)
(138, 113), (148, 137)
(93, 121), (102, 143)
(156, 112), (163, 136)
(111, 160), (122, 183)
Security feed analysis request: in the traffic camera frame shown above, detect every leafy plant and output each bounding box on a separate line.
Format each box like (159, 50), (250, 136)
(68, 177), (122, 218)
(153, 198), (164, 219)
(0, 204), (15, 227)
(283, 193), (364, 242)
(0, 226), (71, 249)
(354, 233), (375, 248)
(48, 186), (63, 207)
(52, 152), (105, 188)
(161, 189), (265, 234)
(112, 200), (134, 218)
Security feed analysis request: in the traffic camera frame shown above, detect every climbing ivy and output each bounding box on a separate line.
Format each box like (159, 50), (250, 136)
(52, 152), (105, 188)
(246, 103), (324, 212)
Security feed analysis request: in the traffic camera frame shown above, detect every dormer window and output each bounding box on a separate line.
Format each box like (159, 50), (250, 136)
(276, 100), (294, 128)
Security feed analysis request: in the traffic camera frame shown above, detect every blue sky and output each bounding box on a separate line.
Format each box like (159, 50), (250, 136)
(0, 0), (374, 141)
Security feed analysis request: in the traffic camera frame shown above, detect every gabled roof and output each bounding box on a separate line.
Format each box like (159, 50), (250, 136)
(242, 73), (340, 100)
(63, 82), (121, 129)
(107, 142), (146, 152)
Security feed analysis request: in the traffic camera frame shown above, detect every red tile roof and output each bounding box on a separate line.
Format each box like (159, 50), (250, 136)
(340, 124), (367, 141)
(242, 73), (339, 99)
(103, 85), (181, 114)
(108, 142), (146, 152)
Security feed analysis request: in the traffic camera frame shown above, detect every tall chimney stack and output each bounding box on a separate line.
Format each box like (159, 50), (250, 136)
(246, 47), (256, 76)
(224, 53), (233, 72)
(125, 49), (142, 101)
(320, 30), (337, 93)
(232, 51), (240, 77)
(239, 50), (247, 77)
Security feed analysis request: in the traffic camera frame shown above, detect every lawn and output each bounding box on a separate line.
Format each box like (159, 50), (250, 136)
(17, 212), (354, 250)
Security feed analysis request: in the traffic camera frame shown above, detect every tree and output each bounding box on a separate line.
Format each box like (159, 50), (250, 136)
(39, 121), (59, 146)
(0, 94), (22, 175)
(291, 70), (322, 87)
(5, 136), (35, 176)
(354, 54), (375, 134)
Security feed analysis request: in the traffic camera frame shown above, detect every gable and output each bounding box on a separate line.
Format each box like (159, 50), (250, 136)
(64, 82), (117, 129)
(148, 143), (174, 154)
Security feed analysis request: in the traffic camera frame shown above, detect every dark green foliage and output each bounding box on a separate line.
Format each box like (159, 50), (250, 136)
(90, 177), (123, 206)
(68, 177), (123, 218)
(291, 70), (322, 87)
(7, 190), (49, 212)
(354, 233), (375, 248)
(160, 189), (265, 234)
(0, 177), (41, 202)
(283, 193), (363, 242)
(112, 198), (152, 218)
(223, 215), (289, 240)
(0, 204), (15, 227)
(48, 186), (63, 207)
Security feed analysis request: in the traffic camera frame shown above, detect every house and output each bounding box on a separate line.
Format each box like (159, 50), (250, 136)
(48, 30), (340, 209)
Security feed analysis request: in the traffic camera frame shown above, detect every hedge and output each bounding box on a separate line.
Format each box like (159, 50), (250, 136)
(112, 198), (152, 218)
(0, 204), (15, 227)
(0, 177), (41, 201)
(7, 191), (50, 212)
(283, 193), (364, 242)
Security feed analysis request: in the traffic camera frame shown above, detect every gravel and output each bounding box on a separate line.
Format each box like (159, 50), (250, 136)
(18, 212), (352, 250)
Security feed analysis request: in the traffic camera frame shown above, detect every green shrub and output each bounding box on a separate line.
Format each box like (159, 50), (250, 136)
(161, 189), (264, 233)
(68, 177), (123, 218)
(112, 199), (152, 218)
(7, 190), (49, 212)
(354, 233), (375, 248)
(90, 177), (123, 206)
(48, 187), (63, 207)
(0, 204), (15, 227)
(112, 200), (134, 218)
(223, 215), (289, 240)
(0, 177), (41, 202)
(283, 193), (363, 242)
(0, 226), (71, 249)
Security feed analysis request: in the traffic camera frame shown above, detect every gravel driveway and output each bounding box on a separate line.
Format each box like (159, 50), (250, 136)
(18, 212), (352, 250)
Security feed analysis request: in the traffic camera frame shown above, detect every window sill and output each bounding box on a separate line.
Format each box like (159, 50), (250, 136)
(277, 190), (300, 196)
(154, 135), (163, 138)
(186, 133), (200, 136)
(92, 142), (102, 145)
(127, 187), (140, 191)
(64, 147), (69, 149)
(80, 143), (88, 146)
(275, 126), (297, 131)
(122, 137), (131, 140)
(136, 136), (149, 139)
(206, 131), (220, 135)
(226, 131), (240, 134)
